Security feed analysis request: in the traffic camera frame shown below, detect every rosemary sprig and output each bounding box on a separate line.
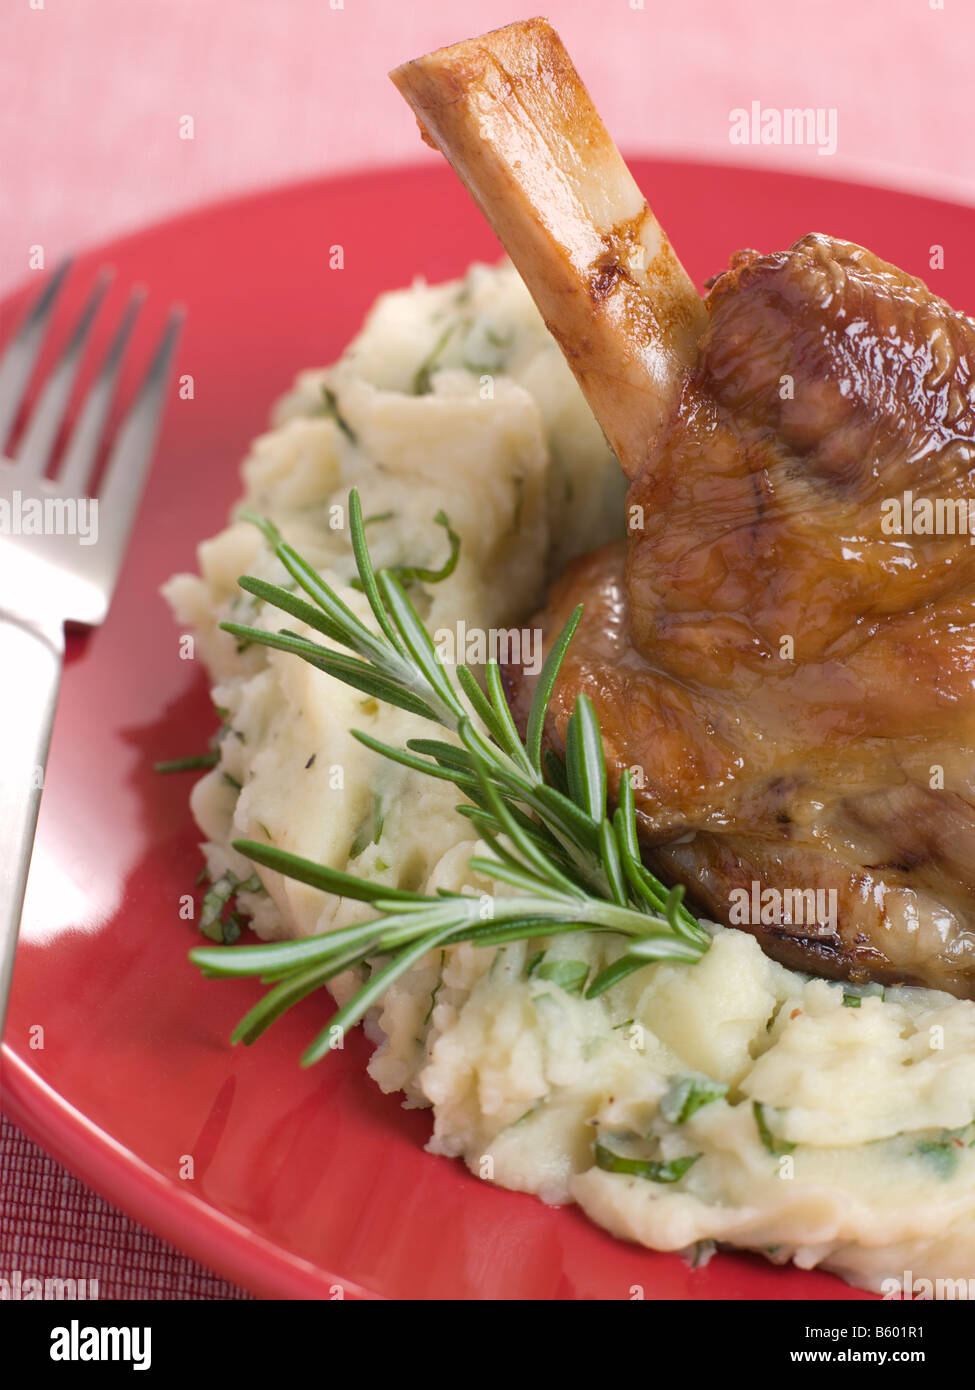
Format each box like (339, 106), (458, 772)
(189, 490), (710, 1065)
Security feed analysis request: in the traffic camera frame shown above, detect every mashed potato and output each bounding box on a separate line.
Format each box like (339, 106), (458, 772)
(165, 261), (975, 1296)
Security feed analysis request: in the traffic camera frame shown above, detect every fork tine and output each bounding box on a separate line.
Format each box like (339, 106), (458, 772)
(0, 258), (73, 454)
(95, 307), (183, 583)
(57, 289), (145, 497)
(16, 269), (113, 476)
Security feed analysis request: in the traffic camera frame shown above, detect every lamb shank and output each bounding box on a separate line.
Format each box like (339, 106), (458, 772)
(391, 20), (975, 996)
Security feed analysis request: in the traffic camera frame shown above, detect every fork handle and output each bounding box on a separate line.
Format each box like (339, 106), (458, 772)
(0, 613), (64, 1038)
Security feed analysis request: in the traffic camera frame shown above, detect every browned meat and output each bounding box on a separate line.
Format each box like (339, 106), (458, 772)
(393, 20), (975, 995)
(507, 236), (975, 996)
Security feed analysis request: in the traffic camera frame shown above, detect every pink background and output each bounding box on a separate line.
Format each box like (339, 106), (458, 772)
(1, 0), (971, 1300)
(2, 0), (973, 301)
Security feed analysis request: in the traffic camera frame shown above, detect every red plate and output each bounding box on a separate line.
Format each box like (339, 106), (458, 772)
(3, 160), (971, 1301)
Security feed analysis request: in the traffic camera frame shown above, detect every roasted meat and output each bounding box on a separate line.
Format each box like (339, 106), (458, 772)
(392, 21), (975, 995)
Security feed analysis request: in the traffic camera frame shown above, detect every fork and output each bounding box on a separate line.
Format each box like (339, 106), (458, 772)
(0, 262), (182, 1034)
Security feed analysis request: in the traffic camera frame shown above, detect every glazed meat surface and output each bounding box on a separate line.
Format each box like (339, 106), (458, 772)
(508, 235), (975, 995)
(392, 21), (975, 995)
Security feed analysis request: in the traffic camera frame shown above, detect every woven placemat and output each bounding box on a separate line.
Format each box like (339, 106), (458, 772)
(0, 1115), (251, 1299)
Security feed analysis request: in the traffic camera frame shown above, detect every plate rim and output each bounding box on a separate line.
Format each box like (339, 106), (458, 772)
(1, 1051), (380, 1300)
(3, 149), (974, 313)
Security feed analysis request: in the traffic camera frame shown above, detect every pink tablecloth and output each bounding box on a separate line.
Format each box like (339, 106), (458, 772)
(1, 0), (972, 1301)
